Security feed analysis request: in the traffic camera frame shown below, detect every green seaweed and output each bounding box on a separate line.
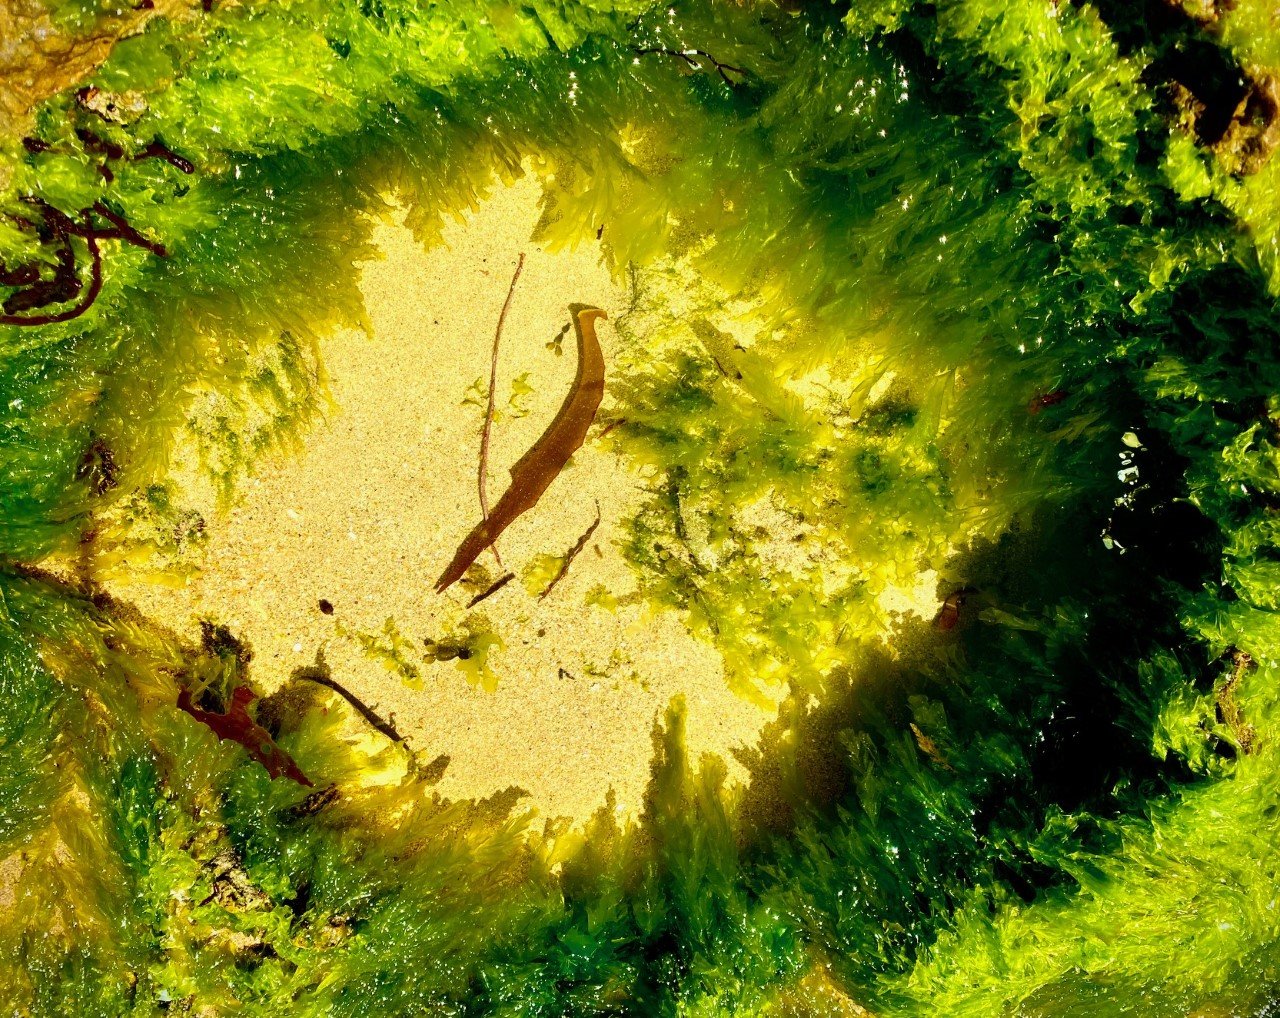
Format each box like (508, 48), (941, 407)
(2, 0), (1280, 1014)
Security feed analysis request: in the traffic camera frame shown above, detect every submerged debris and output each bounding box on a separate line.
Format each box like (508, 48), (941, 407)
(75, 437), (119, 496)
(1218, 650), (1258, 753)
(436, 306), (608, 591)
(634, 46), (748, 85)
(294, 667), (407, 746)
(286, 784), (340, 820)
(467, 571), (515, 608)
(933, 587), (976, 632)
(539, 505), (602, 600)
(1027, 389), (1068, 415)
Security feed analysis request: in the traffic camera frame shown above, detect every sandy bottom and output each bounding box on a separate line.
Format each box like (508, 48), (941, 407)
(101, 175), (779, 824)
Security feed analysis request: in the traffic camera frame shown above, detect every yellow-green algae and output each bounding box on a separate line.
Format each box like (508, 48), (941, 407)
(1, 0), (1280, 1014)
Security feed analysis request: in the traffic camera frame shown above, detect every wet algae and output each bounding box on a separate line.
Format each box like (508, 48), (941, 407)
(2, 0), (1280, 1014)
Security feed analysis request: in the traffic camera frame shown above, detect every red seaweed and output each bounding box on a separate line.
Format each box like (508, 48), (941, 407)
(75, 128), (126, 161)
(177, 686), (313, 786)
(1, 241), (80, 314)
(133, 140), (195, 174)
(0, 235), (102, 327)
(1027, 389), (1068, 415)
(0, 200), (167, 327)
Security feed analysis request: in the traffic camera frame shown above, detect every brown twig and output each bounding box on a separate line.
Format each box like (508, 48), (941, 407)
(540, 504), (601, 600)
(467, 571), (515, 608)
(90, 201), (169, 257)
(596, 417), (627, 439)
(295, 671), (406, 745)
(479, 253), (525, 567)
(634, 47), (747, 85)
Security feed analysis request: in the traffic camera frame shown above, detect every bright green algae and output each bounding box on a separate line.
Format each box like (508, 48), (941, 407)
(2, 0), (1280, 1014)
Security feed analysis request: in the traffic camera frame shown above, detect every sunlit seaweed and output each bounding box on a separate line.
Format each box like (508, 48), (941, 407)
(0, 0), (1279, 1013)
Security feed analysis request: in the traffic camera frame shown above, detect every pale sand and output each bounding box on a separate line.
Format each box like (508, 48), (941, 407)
(103, 175), (780, 823)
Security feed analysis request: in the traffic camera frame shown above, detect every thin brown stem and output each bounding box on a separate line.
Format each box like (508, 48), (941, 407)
(133, 140), (195, 174)
(634, 47), (747, 85)
(540, 504), (601, 600)
(295, 671), (406, 745)
(596, 417), (627, 439)
(479, 253), (525, 567)
(89, 202), (169, 257)
(467, 571), (515, 608)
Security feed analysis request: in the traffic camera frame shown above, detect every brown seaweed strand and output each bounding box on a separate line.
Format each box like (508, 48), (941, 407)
(294, 671), (406, 745)
(75, 128), (126, 161)
(0, 234), (101, 327)
(1, 200), (168, 327)
(89, 201), (169, 257)
(539, 505), (601, 600)
(0, 264), (39, 287)
(634, 47), (747, 85)
(479, 253), (525, 567)
(467, 571), (515, 608)
(133, 140), (195, 174)
(436, 306), (607, 591)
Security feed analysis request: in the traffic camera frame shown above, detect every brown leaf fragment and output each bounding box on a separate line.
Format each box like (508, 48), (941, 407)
(177, 686), (313, 786)
(932, 587), (976, 632)
(436, 306), (608, 591)
(1217, 650), (1258, 754)
(909, 723), (953, 771)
